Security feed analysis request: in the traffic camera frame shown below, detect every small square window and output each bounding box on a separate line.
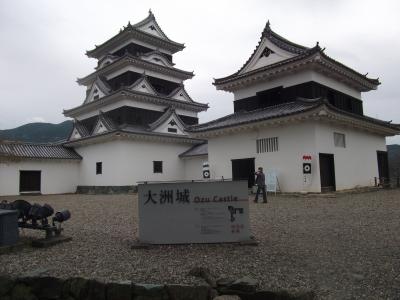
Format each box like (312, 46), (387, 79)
(153, 161), (163, 173)
(96, 162), (102, 174)
(93, 95), (99, 100)
(334, 132), (346, 148)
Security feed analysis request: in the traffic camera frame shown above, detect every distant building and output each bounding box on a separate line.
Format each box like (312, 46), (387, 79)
(0, 14), (398, 195)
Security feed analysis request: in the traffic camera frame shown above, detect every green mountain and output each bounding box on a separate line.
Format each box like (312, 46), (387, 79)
(0, 120), (73, 143)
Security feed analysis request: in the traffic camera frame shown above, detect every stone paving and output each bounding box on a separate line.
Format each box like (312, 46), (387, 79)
(0, 189), (399, 299)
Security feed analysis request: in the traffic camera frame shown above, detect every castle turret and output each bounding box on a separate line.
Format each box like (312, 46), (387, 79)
(64, 11), (208, 143)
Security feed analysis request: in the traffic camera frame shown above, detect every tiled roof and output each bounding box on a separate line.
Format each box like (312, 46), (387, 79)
(63, 88), (209, 118)
(95, 76), (112, 94)
(131, 10), (178, 45)
(148, 107), (186, 131)
(0, 142), (82, 160)
(74, 120), (90, 137)
(77, 53), (194, 85)
(168, 86), (195, 102)
(187, 98), (399, 133)
(215, 46), (319, 85)
(139, 50), (174, 65)
(262, 21), (309, 54)
(98, 111), (117, 131)
(86, 12), (184, 58)
(63, 124), (204, 146)
(188, 99), (320, 132)
(214, 23), (380, 89)
(179, 142), (208, 157)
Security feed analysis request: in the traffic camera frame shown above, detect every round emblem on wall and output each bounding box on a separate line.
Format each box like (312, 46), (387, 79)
(303, 163), (311, 174)
(203, 170), (210, 179)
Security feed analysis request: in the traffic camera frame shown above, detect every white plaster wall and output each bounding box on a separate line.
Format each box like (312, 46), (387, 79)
(207, 121), (387, 192)
(207, 121), (319, 193)
(233, 70), (361, 100)
(314, 123), (386, 190)
(75, 139), (189, 186)
(0, 160), (80, 196)
(182, 156), (208, 180)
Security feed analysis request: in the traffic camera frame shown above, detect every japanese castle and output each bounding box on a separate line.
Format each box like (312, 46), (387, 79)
(1, 12), (398, 195)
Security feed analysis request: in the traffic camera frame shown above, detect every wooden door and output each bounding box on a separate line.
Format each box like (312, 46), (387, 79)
(377, 151), (389, 185)
(231, 158), (255, 188)
(19, 171), (41, 193)
(319, 153), (336, 192)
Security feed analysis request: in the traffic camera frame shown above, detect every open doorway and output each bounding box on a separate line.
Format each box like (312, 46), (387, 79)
(319, 153), (336, 192)
(377, 150), (389, 185)
(231, 158), (255, 188)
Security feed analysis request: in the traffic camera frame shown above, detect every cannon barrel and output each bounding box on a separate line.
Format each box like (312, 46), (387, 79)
(53, 210), (71, 223)
(11, 200), (32, 220)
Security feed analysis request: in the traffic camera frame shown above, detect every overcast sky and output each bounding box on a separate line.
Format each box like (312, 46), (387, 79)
(1, 0), (399, 144)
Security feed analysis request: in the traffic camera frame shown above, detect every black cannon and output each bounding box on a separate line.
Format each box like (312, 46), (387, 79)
(0, 199), (71, 239)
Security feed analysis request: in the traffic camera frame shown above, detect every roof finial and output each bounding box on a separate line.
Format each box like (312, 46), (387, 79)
(262, 20), (272, 36)
(149, 8), (153, 15)
(316, 41), (319, 47)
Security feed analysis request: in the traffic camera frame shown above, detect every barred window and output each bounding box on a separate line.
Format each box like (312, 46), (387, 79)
(334, 132), (346, 148)
(256, 137), (279, 153)
(96, 162), (102, 175)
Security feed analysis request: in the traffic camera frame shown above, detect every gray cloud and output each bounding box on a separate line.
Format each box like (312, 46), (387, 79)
(0, 0), (399, 144)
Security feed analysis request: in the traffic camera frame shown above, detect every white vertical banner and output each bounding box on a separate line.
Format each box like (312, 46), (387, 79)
(266, 169), (278, 193)
(302, 154), (313, 189)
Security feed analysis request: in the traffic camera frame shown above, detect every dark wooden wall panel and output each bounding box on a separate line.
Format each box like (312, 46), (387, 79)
(234, 81), (364, 115)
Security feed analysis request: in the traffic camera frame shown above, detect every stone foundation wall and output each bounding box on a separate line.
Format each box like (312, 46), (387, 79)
(0, 275), (315, 300)
(76, 185), (137, 194)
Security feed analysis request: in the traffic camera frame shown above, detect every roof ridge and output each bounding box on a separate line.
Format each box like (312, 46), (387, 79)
(127, 74), (159, 95)
(148, 107), (188, 131)
(130, 10), (178, 44)
(262, 21), (309, 53)
(0, 140), (61, 146)
(0, 142), (82, 160)
(140, 50), (174, 64)
(167, 85), (195, 102)
(191, 100), (316, 130)
(214, 46), (379, 89)
(229, 20), (310, 77)
(78, 53), (194, 85)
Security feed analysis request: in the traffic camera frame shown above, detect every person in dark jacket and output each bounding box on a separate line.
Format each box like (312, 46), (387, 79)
(254, 167), (267, 203)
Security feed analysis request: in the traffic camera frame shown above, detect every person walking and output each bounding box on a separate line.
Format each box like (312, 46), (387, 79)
(254, 167), (267, 203)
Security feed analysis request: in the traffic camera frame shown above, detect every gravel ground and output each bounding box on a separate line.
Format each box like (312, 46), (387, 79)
(1, 190), (400, 299)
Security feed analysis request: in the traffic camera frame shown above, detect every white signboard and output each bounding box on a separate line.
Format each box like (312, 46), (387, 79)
(266, 169), (278, 192)
(138, 180), (251, 244)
